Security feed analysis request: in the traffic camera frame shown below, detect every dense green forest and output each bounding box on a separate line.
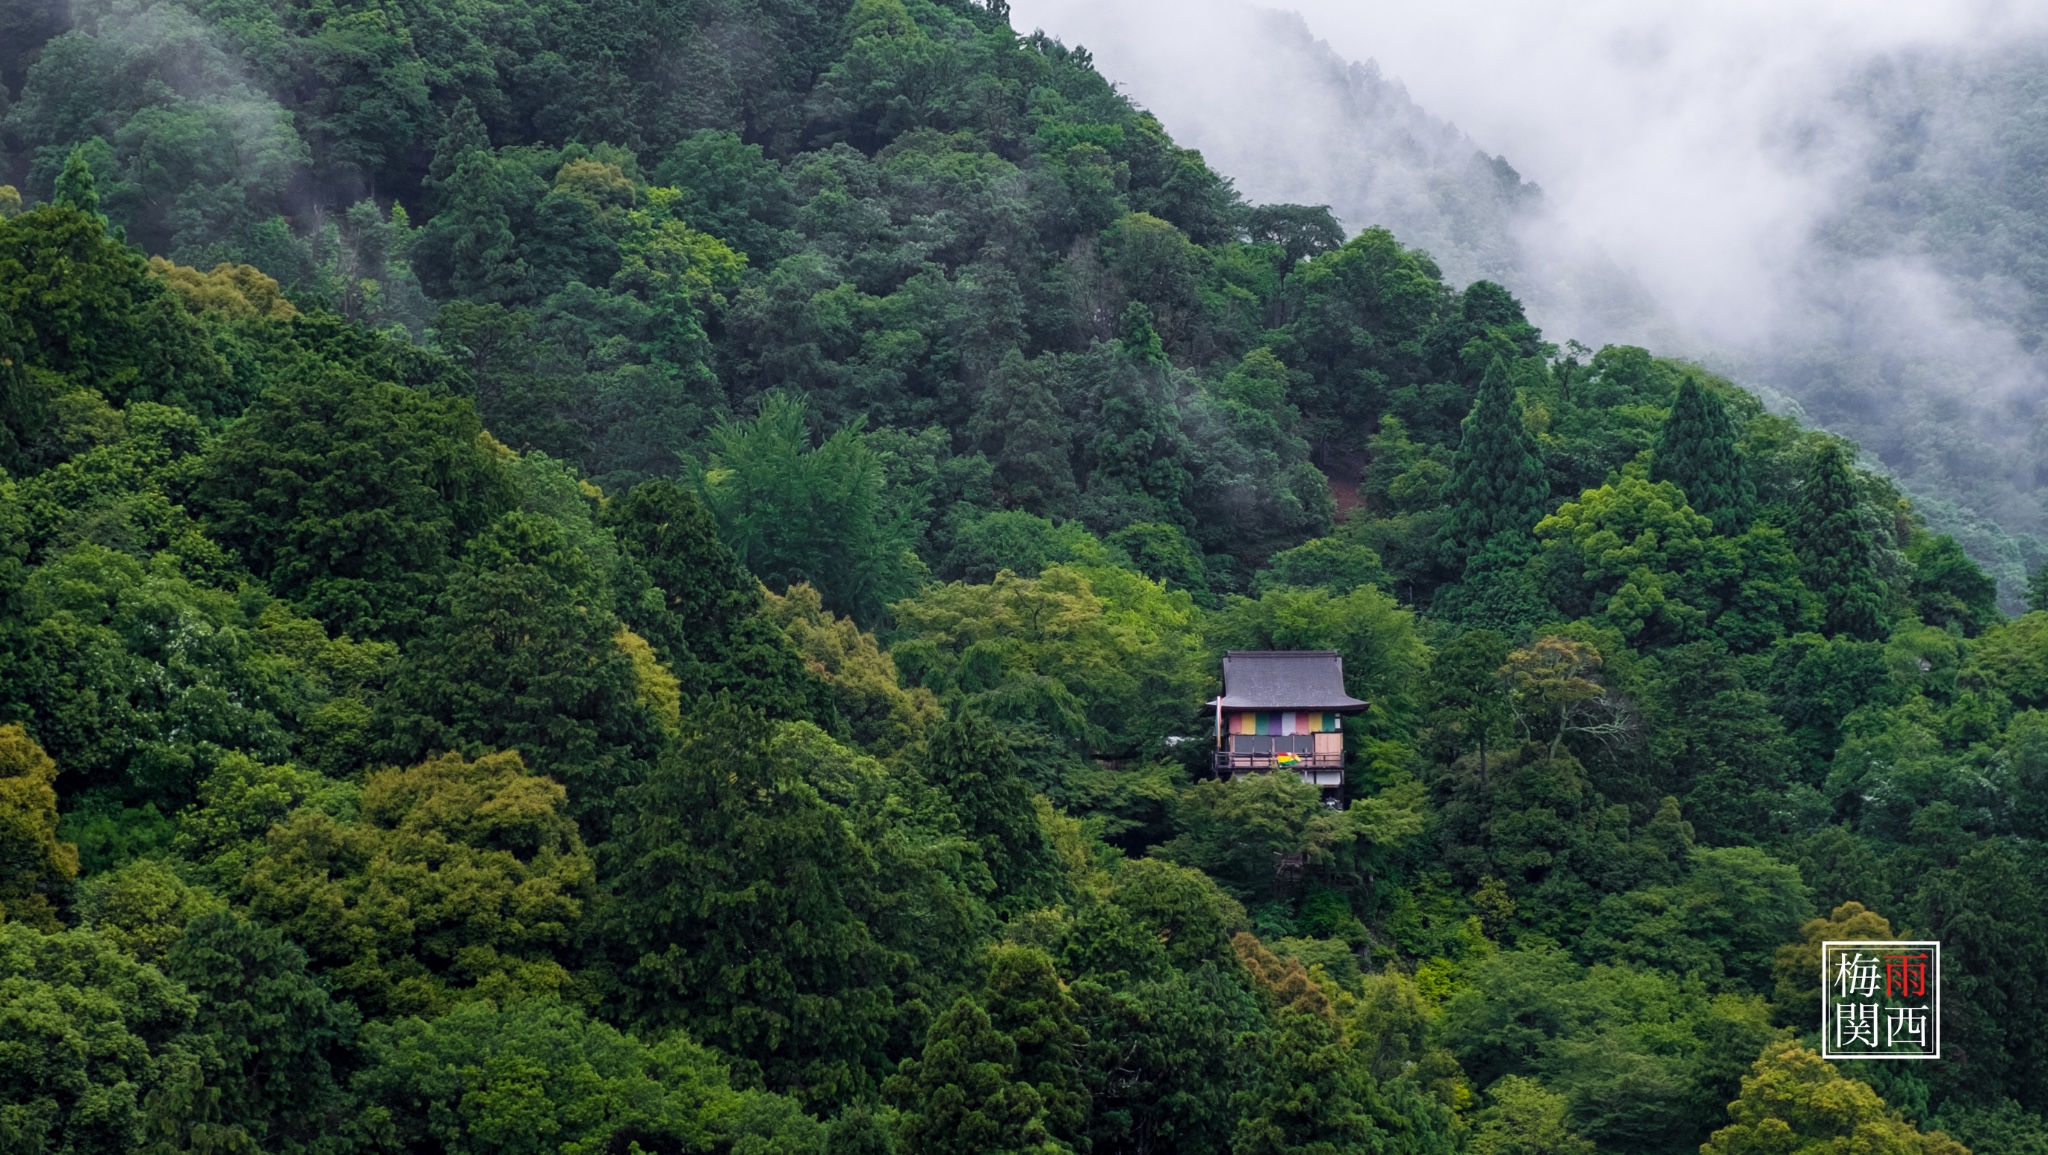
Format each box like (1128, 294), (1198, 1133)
(3, 0), (2048, 1151)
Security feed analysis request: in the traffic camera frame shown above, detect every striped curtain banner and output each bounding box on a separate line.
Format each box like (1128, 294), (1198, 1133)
(1227, 712), (1337, 735)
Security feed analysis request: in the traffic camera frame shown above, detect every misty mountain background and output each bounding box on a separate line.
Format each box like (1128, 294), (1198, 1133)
(1011, 1), (2048, 605)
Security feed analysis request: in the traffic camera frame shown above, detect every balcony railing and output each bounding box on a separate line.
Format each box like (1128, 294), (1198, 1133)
(1213, 749), (1345, 788)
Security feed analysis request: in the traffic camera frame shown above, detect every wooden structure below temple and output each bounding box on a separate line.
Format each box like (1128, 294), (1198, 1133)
(1208, 650), (1367, 790)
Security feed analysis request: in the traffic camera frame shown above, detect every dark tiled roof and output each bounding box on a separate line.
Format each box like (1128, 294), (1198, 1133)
(1209, 650), (1367, 711)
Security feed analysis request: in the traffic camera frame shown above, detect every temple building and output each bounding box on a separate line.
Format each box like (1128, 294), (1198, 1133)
(1209, 650), (1366, 791)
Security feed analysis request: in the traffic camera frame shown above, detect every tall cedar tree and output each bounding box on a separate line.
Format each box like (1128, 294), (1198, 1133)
(2031, 564), (2048, 612)
(1439, 357), (1548, 568)
(1650, 376), (1755, 533)
(602, 696), (898, 1107)
(921, 710), (1063, 911)
(601, 478), (829, 721)
(887, 945), (1089, 1155)
(377, 511), (661, 831)
(1790, 443), (1888, 641)
(53, 147), (101, 218)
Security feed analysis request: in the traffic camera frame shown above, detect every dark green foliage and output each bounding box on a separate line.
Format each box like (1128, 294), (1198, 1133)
(975, 352), (1081, 517)
(1430, 542), (1555, 636)
(196, 367), (516, 640)
(1642, 642), (1800, 843)
(158, 911), (361, 1153)
(1650, 376), (1755, 533)
(1439, 358), (1549, 570)
(1914, 843), (2048, 1113)
(0, 205), (229, 426)
(377, 510), (662, 828)
(2030, 564), (2048, 611)
(1106, 521), (1206, 593)
(696, 394), (921, 627)
(8, 6), (2048, 1154)
(600, 477), (827, 719)
(601, 698), (903, 1105)
(1279, 228), (1450, 454)
(1789, 443), (1889, 640)
(655, 129), (796, 262)
(1075, 961), (1263, 1155)
(921, 710), (1063, 910)
(1908, 532), (2001, 634)
(888, 945), (1089, 1155)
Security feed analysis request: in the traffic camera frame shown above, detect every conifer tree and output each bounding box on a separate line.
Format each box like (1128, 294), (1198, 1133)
(426, 97), (491, 200)
(2029, 563), (2048, 613)
(602, 479), (828, 721)
(1790, 443), (1887, 640)
(1439, 357), (1549, 569)
(438, 151), (530, 303)
(921, 711), (1063, 911)
(974, 351), (1078, 517)
(887, 945), (1088, 1155)
(377, 511), (661, 830)
(1650, 375), (1755, 532)
(53, 146), (101, 219)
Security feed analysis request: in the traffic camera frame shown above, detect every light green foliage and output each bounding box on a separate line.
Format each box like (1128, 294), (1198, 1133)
(696, 394), (921, 627)
(1469, 1076), (1595, 1155)
(174, 753), (360, 889)
(1256, 537), (1391, 596)
(5, 542), (392, 802)
(0, 722), (76, 929)
(891, 563), (1208, 755)
(942, 512), (1111, 583)
(0, 921), (197, 1155)
(1770, 901), (1896, 1024)
(1703, 1046), (1966, 1155)
(618, 627), (684, 736)
(6, 3), (2048, 1150)
(243, 749), (596, 1017)
(1962, 611), (2048, 709)
(1533, 475), (1817, 648)
(356, 1000), (821, 1155)
(74, 858), (223, 962)
(1207, 582), (1429, 740)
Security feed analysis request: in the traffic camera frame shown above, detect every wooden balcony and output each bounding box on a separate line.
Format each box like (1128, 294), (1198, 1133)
(1213, 749), (1345, 789)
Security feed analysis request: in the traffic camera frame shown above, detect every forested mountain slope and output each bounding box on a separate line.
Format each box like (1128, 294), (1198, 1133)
(1, 0), (2046, 1152)
(996, 1), (2048, 604)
